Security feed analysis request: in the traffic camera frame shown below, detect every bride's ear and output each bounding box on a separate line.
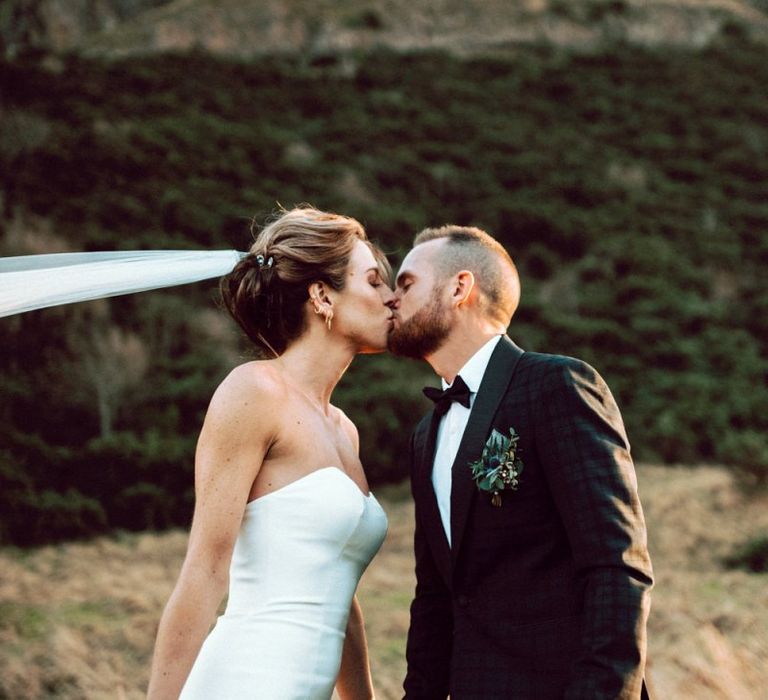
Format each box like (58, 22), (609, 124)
(308, 281), (333, 316)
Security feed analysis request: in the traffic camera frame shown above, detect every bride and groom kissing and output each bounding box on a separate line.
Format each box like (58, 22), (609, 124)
(147, 206), (654, 699)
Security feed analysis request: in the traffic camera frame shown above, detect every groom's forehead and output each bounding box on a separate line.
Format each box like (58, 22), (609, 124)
(397, 254), (433, 286)
(399, 239), (445, 275)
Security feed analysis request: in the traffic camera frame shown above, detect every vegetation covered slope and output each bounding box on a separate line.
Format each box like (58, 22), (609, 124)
(1, 39), (766, 543)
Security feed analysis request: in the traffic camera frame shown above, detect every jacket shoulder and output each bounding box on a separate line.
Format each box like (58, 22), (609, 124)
(518, 350), (605, 391)
(519, 350), (594, 373)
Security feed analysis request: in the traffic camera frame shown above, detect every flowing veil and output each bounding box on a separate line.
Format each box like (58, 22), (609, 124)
(0, 249), (246, 318)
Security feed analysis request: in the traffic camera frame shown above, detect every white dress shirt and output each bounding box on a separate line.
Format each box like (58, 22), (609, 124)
(432, 334), (502, 545)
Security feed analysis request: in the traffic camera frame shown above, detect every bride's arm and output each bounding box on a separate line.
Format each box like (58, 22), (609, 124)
(335, 413), (375, 699)
(336, 595), (375, 700)
(146, 538), (230, 699)
(147, 366), (275, 699)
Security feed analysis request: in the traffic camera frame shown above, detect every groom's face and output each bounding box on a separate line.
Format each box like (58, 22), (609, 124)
(387, 240), (453, 359)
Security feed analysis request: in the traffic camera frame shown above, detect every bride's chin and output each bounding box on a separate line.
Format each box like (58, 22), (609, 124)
(355, 332), (390, 355)
(357, 340), (387, 355)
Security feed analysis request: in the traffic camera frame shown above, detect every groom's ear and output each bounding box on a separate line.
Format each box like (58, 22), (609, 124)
(452, 270), (476, 308)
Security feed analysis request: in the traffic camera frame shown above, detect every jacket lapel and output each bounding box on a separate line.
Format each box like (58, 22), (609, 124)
(449, 337), (525, 566)
(412, 409), (452, 584)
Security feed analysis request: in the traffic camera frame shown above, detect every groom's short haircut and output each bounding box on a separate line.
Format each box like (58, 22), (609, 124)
(413, 225), (520, 327)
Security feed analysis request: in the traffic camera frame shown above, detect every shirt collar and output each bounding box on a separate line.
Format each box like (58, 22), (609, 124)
(441, 335), (503, 393)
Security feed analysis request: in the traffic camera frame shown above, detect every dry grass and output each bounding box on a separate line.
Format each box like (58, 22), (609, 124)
(1, 465), (766, 699)
(637, 466), (768, 699)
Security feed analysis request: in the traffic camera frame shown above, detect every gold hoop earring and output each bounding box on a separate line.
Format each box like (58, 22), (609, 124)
(326, 311), (333, 331)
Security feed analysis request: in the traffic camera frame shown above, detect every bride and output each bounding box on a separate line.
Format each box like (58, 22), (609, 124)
(147, 206), (394, 699)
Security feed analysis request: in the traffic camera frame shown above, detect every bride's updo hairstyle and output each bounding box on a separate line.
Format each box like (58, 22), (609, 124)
(221, 206), (387, 357)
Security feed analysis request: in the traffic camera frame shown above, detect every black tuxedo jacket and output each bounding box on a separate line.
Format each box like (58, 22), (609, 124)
(403, 337), (653, 699)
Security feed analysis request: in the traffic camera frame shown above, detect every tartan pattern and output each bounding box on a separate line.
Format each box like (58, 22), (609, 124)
(404, 339), (653, 699)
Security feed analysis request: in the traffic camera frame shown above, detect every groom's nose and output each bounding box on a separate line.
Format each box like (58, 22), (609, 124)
(379, 285), (395, 304)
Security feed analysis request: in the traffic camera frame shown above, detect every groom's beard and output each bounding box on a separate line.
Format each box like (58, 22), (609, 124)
(388, 291), (452, 360)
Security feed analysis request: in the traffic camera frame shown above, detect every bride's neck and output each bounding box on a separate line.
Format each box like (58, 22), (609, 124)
(273, 330), (354, 410)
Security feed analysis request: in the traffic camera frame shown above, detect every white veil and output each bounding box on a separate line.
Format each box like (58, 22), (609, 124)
(0, 249), (246, 318)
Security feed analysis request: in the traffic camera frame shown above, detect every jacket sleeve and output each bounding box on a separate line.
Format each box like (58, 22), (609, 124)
(403, 433), (453, 700)
(533, 357), (654, 700)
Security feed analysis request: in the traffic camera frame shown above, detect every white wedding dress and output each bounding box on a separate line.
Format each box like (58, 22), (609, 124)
(180, 467), (388, 700)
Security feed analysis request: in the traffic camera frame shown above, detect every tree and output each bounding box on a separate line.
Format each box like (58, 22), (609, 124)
(64, 302), (149, 438)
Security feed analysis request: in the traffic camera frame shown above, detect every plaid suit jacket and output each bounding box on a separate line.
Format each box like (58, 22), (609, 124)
(403, 337), (653, 699)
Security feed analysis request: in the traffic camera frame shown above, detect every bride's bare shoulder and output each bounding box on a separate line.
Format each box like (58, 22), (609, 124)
(207, 360), (286, 417)
(223, 360), (284, 388)
(196, 362), (283, 466)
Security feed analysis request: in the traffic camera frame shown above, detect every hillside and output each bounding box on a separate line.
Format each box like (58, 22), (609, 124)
(2, 35), (767, 544)
(0, 465), (766, 698)
(3, 0), (768, 59)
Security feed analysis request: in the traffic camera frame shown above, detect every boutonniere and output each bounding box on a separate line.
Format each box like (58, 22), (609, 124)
(469, 428), (524, 507)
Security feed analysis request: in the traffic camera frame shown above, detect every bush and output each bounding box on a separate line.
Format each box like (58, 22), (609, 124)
(0, 487), (107, 547)
(721, 431), (768, 490)
(724, 536), (768, 573)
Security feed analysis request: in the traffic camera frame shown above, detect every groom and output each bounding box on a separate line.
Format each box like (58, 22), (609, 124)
(387, 226), (653, 699)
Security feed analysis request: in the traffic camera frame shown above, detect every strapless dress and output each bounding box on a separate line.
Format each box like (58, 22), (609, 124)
(179, 466), (388, 700)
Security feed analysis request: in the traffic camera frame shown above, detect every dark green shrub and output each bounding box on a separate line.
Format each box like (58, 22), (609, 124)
(721, 432), (768, 490)
(724, 535), (768, 573)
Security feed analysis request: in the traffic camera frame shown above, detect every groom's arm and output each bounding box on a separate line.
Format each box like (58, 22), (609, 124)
(403, 437), (452, 700)
(534, 357), (654, 700)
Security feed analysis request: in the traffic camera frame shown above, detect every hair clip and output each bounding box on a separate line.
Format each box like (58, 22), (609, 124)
(255, 254), (274, 268)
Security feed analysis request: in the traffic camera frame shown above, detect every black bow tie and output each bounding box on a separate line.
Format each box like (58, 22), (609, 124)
(423, 375), (471, 418)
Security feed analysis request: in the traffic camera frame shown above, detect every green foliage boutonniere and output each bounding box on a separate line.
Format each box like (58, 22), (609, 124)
(469, 428), (523, 507)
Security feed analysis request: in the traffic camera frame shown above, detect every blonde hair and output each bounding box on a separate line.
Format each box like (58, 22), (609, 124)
(413, 225), (520, 326)
(221, 206), (389, 356)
